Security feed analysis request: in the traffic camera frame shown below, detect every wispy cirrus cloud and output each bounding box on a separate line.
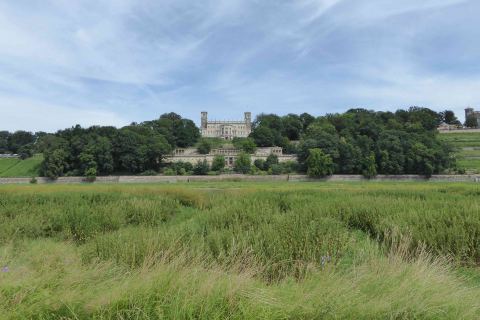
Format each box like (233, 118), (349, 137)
(0, 0), (478, 131)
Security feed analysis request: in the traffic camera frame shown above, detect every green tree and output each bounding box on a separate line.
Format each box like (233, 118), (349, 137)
(265, 154), (279, 170)
(300, 113), (315, 131)
(306, 148), (334, 178)
(254, 159), (266, 171)
(269, 164), (283, 175)
(151, 113), (200, 148)
(8, 131), (35, 153)
(211, 155), (225, 172)
(84, 167), (97, 182)
(193, 159), (210, 175)
(42, 148), (67, 179)
(79, 151), (97, 176)
(197, 139), (212, 154)
(0, 131), (10, 153)
(18, 144), (34, 160)
(281, 114), (303, 140)
(93, 137), (114, 174)
(361, 153), (377, 179)
(234, 153), (251, 174)
(250, 126), (276, 147)
(441, 110), (461, 125)
(233, 137), (257, 153)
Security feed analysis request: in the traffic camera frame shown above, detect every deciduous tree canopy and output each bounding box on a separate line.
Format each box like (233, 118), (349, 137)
(1, 107), (459, 178)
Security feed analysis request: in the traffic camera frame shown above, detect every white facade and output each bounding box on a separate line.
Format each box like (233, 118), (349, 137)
(200, 112), (252, 140)
(165, 146), (296, 167)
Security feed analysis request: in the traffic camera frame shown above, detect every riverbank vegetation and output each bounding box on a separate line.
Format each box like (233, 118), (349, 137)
(1, 181), (479, 319)
(1, 108), (466, 178)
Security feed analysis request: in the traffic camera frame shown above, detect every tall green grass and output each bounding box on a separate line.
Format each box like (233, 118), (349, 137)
(1, 182), (480, 319)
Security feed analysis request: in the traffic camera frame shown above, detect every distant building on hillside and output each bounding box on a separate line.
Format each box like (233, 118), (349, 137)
(465, 108), (480, 127)
(200, 111), (252, 140)
(165, 146), (295, 167)
(437, 122), (460, 131)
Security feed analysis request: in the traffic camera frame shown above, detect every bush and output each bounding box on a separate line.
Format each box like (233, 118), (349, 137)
(84, 167), (97, 182)
(283, 161), (299, 174)
(172, 162), (193, 175)
(18, 144), (34, 160)
(456, 167), (466, 174)
(234, 153), (251, 174)
(265, 154), (279, 170)
(233, 137), (257, 153)
(193, 160), (210, 175)
(30, 177), (38, 184)
(254, 159), (266, 170)
(140, 170), (158, 176)
(163, 168), (176, 176)
(197, 139), (212, 154)
(211, 155), (226, 172)
(270, 164), (283, 175)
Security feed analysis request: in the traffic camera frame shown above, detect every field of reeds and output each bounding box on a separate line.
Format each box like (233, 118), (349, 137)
(1, 181), (480, 319)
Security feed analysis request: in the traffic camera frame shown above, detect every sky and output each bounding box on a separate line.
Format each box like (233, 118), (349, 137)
(0, 0), (479, 132)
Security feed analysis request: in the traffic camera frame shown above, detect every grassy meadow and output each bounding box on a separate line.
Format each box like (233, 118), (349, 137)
(0, 155), (43, 178)
(1, 181), (480, 319)
(440, 132), (480, 172)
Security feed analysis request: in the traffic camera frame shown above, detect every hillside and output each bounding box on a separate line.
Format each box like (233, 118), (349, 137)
(0, 155), (43, 177)
(439, 131), (480, 173)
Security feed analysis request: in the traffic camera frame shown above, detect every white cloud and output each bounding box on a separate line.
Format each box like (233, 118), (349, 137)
(0, 0), (478, 130)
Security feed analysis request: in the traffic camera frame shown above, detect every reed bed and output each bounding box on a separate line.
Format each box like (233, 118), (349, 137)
(0, 181), (479, 319)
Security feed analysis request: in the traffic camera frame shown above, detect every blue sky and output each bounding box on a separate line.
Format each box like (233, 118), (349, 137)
(0, 0), (479, 132)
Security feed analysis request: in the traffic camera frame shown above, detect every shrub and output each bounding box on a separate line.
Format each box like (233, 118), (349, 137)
(233, 137), (257, 153)
(211, 155), (225, 172)
(283, 161), (299, 174)
(193, 160), (210, 175)
(234, 153), (251, 174)
(456, 167), (466, 174)
(265, 154), (279, 170)
(30, 177), (38, 184)
(163, 168), (176, 176)
(140, 170), (158, 176)
(254, 159), (266, 170)
(84, 167), (97, 182)
(172, 162), (193, 175)
(197, 139), (212, 154)
(270, 164), (283, 175)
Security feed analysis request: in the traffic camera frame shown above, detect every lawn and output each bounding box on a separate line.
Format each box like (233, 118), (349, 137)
(439, 132), (480, 172)
(1, 181), (480, 319)
(0, 155), (43, 177)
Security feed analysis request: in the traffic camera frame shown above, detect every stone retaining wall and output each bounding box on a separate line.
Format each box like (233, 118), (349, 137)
(0, 174), (479, 185)
(438, 128), (480, 133)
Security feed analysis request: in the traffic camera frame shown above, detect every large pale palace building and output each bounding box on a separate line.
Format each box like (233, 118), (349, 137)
(200, 111), (252, 140)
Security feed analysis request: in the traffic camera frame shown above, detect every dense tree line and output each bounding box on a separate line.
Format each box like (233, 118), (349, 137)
(297, 107), (455, 177)
(40, 113), (199, 178)
(0, 130), (47, 159)
(250, 113), (314, 153)
(2, 107), (460, 178)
